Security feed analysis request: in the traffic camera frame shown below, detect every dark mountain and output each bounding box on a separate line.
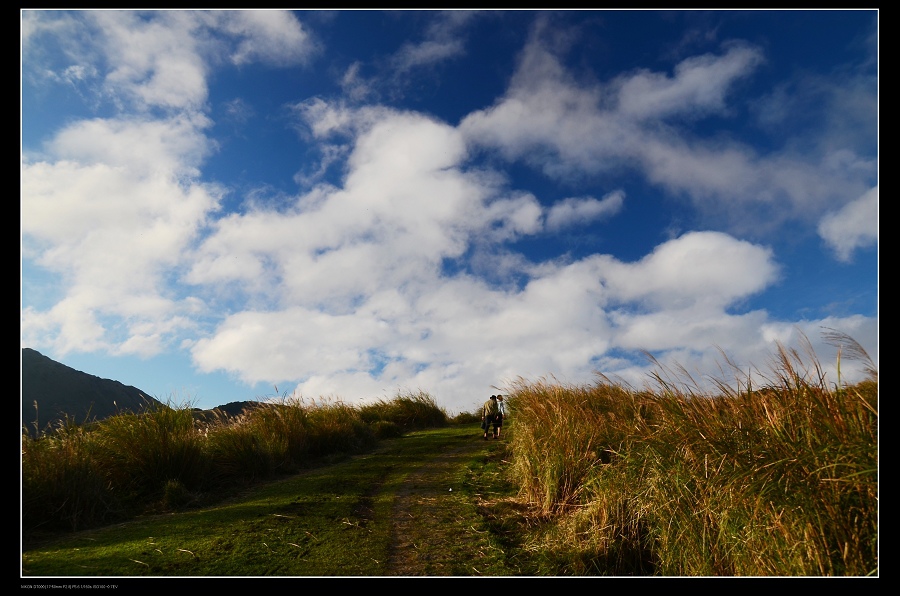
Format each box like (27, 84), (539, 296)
(208, 400), (269, 418)
(189, 400), (271, 425)
(21, 348), (165, 436)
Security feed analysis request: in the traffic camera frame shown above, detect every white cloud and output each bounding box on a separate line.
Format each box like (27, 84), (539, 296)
(21, 114), (223, 356)
(21, 10), (48, 47)
(340, 61), (373, 102)
(21, 10), (321, 359)
(600, 231), (779, 310)
(24, 10), (315, 113)
(460, 33), (624, 176)
(21, 10), (80, 57)
(613, 309), (771, 353)
(188, 108), (497, 305)
(615, 42), (764, 121)
(392, 39), (465, 73)
(292, 98), (392, 140)
(187, 109), (807, 408)
(191, 307), (388, 384)
(185, 105), (621, 403)
(460, 24), (875, 235)
(189, 207), (874, 410)
(49, 114), (212, 175)
(60, 64), (96, 85)
(210, 9), (317, 67)
(90, 10), (211, 111)
(545, 190), (624, 231)
(818, 186), (878, 262)
(21, 298), (108, 355)
(390, 10), (479, 73)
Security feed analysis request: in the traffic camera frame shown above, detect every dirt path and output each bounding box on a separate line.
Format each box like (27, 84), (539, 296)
(385, 436), (504, 576)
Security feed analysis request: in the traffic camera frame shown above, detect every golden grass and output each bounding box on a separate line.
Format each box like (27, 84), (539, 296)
(503, 332), (877, 575)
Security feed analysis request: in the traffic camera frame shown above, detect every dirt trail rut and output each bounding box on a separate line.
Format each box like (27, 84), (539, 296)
(385, 436), (499, 576)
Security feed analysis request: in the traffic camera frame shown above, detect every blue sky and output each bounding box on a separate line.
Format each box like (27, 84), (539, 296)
(21, 10), (878, 415)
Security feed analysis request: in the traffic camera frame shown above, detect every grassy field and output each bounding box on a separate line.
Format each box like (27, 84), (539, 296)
(22, 425), (518, 577)
(22, 332), (878, 577)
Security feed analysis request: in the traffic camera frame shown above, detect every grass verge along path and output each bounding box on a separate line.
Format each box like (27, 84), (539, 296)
(22, 424), (517, 577)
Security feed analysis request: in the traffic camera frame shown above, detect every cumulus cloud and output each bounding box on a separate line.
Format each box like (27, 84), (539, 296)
(89, 10), (212, 111)
(21, 10), (325, 359)
(187, 108), (495, 305)
(185, 99), (841, 406)
(600, 231), (779, 310)
(21, 115), (223, 355)
(818, 186), (878, 262)
(186, 105), (619, 393)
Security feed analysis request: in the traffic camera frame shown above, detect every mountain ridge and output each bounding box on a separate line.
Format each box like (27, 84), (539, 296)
(21, 348), (165, 436)
(21, 348), (287, 436)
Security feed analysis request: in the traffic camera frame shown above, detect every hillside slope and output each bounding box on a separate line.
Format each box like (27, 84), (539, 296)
(21, 348), (163, 435)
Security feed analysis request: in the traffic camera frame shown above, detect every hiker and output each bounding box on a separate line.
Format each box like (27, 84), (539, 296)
(482, 394), (500, 440)
(495, 394), (506, 438)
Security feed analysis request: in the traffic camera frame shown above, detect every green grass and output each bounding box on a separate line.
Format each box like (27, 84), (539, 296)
(22, 425), (506, 576)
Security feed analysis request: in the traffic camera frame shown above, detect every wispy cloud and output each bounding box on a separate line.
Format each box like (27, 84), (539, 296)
(545, 191), (624, 232)
(818, 185), (878, 262)
(389, 10), (481, 74)
(461, 20), (876, 236)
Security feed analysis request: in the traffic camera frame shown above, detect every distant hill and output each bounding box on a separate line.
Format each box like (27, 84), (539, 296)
(21, 348), (165, 436)
(204, 400), (270, 418)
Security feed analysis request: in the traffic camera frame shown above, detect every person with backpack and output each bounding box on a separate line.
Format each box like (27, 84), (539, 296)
(482, 394), (500, 440)
(494, 394), (506, 438)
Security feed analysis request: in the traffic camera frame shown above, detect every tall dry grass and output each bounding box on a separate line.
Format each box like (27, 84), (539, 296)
(22, 391), (447, 539)
(505, 333), (877, 575)
(91, 404), (209, 502)
(21, 418), (116, 533)
(358, 389), (448, 431)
